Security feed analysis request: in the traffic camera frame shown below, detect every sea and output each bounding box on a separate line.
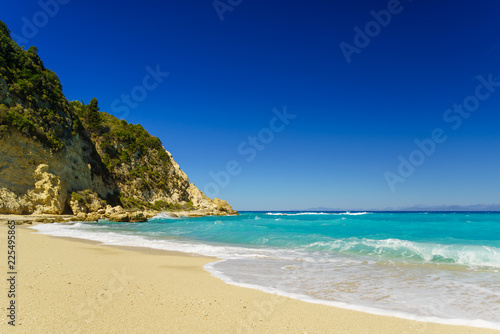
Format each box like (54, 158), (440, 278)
(31, 211), (500, 330)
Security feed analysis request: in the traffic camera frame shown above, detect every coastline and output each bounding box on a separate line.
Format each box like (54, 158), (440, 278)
(0, 209), (238, 226)
(0, 226), (498, 333)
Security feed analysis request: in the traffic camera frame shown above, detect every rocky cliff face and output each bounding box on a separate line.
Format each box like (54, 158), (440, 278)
(0, 128), (114, 214)
(186, 183), (236, 214)
(0, 20), (237, 216)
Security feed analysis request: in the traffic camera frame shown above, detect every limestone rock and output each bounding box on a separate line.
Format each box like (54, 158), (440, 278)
(0, 126), (237, 217)
(187, 183), (217, 211)
(27, 164), (66, 214)
(109, 212), (129, 222)
(0, 129), (114, 215)
(129, 212), (147, 223)
(213, 198), (238, 215)
(105, 205), (125, 216)
(85, 213), (101, 222)
(15, 220), (31, 225)
(0, 188), (32, 214)
(143, 211), (157, 219)
(70, 190), (105, 215)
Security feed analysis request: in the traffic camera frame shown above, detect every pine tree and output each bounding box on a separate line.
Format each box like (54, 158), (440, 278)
(87, 97), (101, 133)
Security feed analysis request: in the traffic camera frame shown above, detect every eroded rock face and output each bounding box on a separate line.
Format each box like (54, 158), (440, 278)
(108, 212), (129, 222)
(163, 149), (191, 203)
(28, 164), (65, 214)
(69, 190), (106, 215)
(0, 129), (237, 216)
(109, 148), (192, 206)
(0, 163), (69, 214)
(0, 129), (113, 214)
(213, 198), (238, 215)
(0, 188), (32, 214)
(187, 183), (217, 211)
(105, 205), (124, 216)
(185, 183), (238, 215)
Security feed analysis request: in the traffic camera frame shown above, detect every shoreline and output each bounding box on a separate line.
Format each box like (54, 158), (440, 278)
(0, 209), (239, 226)
(0, 226), (498, 333)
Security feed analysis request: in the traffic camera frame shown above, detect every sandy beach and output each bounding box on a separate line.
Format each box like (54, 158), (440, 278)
(0, 225), (498, 334)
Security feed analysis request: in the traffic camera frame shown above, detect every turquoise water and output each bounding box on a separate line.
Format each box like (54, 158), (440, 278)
(32, 212), (500, 329)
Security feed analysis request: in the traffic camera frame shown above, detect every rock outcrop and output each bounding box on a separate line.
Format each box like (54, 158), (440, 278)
(0, 128), (114, 214)
(187, 183), (238, 215)
(69, 190), (106, 215)
(213, 198), (238, 215)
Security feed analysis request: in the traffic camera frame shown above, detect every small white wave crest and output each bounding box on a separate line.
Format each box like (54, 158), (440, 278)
(265, 212), (332, 216)
(303, 238), (500, 268)
(265, 212), (370, 216)
(150, 213), (181, 220)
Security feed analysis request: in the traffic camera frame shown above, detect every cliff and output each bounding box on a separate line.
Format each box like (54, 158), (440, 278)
(0, 20), (237, 218)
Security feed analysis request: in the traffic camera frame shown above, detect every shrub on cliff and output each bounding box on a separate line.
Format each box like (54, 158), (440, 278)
(70, 190), (107, 214)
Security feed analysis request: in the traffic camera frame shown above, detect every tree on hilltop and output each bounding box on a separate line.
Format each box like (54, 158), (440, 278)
(87, 97), (101, 133)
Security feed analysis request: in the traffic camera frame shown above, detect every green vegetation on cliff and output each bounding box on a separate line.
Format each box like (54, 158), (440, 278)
(71, 99), (169, 169)
(70, 99), (190, 209)
(0, 21), (80, 151)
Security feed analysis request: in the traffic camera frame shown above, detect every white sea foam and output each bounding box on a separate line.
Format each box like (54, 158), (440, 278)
(205, 254), (500, 331)
(30, 223), (282, 259)
(149, 213), (181, 220)
(204, 260), (500, 330)
(265, 212), (370, 216)
(300, 237), (500, 268)
(265, 212), (332, 216)
(338, 211), (369, 215)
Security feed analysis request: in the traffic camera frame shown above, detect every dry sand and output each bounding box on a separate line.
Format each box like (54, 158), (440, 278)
(0, 225), (498, 334)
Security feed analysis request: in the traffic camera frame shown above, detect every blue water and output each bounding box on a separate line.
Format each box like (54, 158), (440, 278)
(32, 212), (500, 329)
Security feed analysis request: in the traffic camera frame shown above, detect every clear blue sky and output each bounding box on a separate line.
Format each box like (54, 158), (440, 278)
(3, 0), (500, 210)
